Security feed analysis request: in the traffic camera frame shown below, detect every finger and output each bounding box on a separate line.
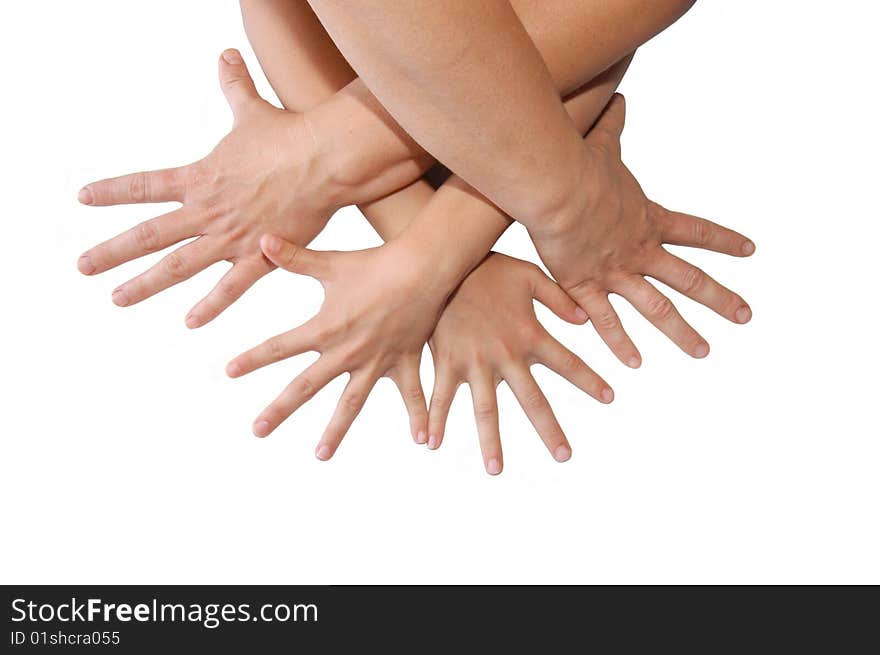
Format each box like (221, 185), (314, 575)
(226, 319), (320, 378)
(315, 371), (379, 460)
(427, 369), (460, 451)
(261, 234), (329, 280)
(468, 375), (503, 475)
(252, 357), (341, 437)
(614, 276), (709, 358)
(535, 335), (614, 404)
(569, 286), (641, 368)
(77, 208), (197, 276)
(530, 266), (587, 324)
(391, 358), (428, 445)
(218, 49), (261, 120)
(110, 237), (219, 307)
(186, 258), (272, 328)
(78, 167), (186, 207)
(504, 367), (571, 463)
(660, 209), (756, 257)
(588, 93), (626, 146)
(647, 252), (752, 324)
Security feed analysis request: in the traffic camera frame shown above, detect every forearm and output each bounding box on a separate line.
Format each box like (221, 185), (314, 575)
(308, 0), (586, 225)
(292, 0), (693, 218)
(243, 0), (686, 245)
(393, 57), (633, 294)
(240, 0), (430, 240)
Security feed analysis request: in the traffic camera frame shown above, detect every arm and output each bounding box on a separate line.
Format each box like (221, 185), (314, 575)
(232, 2), (628, 469)
(241, 0), (688, 240)
(306, 0), (752, 365)
(77, 0), (696, 325)
(305, 0), (695, 226)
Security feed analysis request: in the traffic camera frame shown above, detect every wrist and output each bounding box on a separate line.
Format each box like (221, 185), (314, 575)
(388, 223), (477, 303)
(303, 81), (433, 210)
(516, 140), (591, 235)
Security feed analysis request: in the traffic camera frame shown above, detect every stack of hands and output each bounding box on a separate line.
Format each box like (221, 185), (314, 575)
(77, 4), (752, 475)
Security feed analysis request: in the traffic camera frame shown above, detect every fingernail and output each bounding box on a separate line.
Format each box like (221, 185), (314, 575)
(226, 361), (241, 378)
(78, 187), (93, 205)
(742, 240), (756, 256)
(554, 445), (572, 462)
(601, 388), (614, 403)
(574, 307), (588, 322)
(427, 434), (439, 450)
(693, 342), (710, 358)
(77, 254), (95, 275)
(415, 430), (427, 444)
(253, 420), (270, 437)
(262, 234), (281, 255)
(486, 458), (502, 475)
(222, 49), (242, 65)
(735, 306), (752, 324)
(315, 444), (332, 461)
(185, 313), (200, 329)
(112, 287), (129, 307)
(627, 356), (641, 369)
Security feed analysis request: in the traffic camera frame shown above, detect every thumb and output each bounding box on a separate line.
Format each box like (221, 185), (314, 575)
(591, 93), (626, 145)
(218, 49), (260, 119)
(530, 266), (588, 325)
(260, 234), (328, 280)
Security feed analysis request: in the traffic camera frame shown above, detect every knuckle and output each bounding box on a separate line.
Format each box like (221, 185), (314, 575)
(223, 74), (247, 91)
(162, 251), (188, 280)
(129, 172), (148, 202)
(692, 219), (712, 246)
(559, 350), (583, 375)
(429, 394), (450, 414)
(473, 400), (496, 421)
(134, 221), (160, 251)
(646, 294), (675, 321)
(401, 385), (425, 404)
(593, 310), (619, 332)
(340, 391), (365, 413)
(293, 376), (316, 399)
(681, 266), (705, 294)
(521, 389), (545, 411)
(216, 279), (240, 302)
(266, 336), (286, 360)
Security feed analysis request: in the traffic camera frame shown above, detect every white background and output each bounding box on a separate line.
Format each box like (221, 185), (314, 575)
(1, 1), (878, 584)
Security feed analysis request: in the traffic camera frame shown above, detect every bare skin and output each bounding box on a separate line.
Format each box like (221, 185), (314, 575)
(76, 1), (752, 471)
(305, 0), (752, 362)
(237, 1), (631, 471)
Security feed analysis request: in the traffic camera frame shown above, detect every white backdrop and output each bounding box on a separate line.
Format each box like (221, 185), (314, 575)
(1, 1), (877, 584)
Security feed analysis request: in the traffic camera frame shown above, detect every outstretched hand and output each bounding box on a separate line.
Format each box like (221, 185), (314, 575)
(529, 94), (755, 367)
(227, 234), (451, 459)
(427, 253), (613, 475)
(77, 50), (339, 327)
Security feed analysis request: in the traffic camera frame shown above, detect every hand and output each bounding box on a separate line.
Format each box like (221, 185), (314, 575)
(227, 234), (450, 458)
(529, 94), (755, 367)
(77, 50), (341, 327)
(426, 253), (613, 475)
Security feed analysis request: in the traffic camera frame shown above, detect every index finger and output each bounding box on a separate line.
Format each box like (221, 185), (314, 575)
(79, 167), (187, 207)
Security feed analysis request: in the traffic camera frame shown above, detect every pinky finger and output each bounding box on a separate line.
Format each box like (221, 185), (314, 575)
(660, 209), (756, 257)
(185, 258), (271, 328)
